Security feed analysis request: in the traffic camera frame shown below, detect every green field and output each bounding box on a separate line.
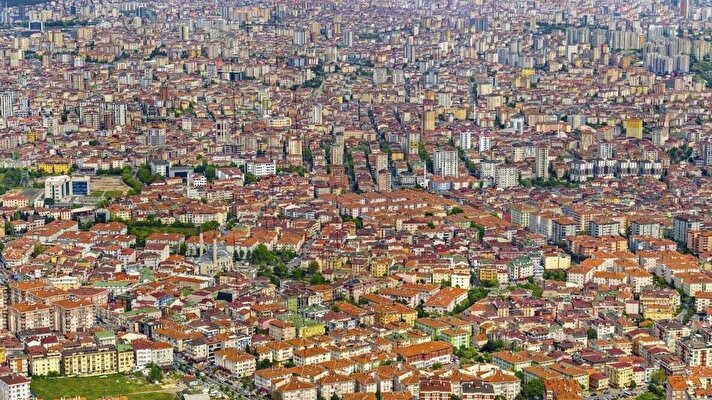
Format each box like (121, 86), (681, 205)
(30, 375), (177, 400)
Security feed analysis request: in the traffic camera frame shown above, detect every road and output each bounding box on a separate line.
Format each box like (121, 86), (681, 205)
(173, 353), (263, 399)
(585, 386), (645, 400)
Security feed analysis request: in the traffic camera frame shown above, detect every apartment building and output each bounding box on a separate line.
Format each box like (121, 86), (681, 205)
(53, 299), (95, 333)
(214, 348), (256, 377)
(8, 303), (52, 333)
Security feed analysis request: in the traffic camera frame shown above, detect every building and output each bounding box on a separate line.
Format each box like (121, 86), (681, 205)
(8, 303), (52, 333)
(495, 166), (518, 189)
(395, 341), (452, 368)
(61, 345), (119, 376)
(460, 131), (473, 150)
(624, 118), (643, 139)
(419, 378), (451, 400)
(434, 149), (459, 177)
(0, 375), (30, 400)
(680, 0), (690, 18)
(214, 348), (256, 377)
(276, 378), (318, 400)
(44, 175), (91, 201)
(53, 299), (95, 333)
(673, 215), (702, 245)
(535, 146), (549, 179)
(246, 158), (276, 177)
(479, 136), (492, 152)
(666, 376), (686, 400)
(28, 348), (61, 376)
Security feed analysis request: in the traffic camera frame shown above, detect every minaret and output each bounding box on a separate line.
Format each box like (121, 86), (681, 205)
(212, 237), (218, 267)
(199, 231), (204, 257)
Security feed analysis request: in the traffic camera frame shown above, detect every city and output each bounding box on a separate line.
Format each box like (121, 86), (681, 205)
(0, 0), (711, 400)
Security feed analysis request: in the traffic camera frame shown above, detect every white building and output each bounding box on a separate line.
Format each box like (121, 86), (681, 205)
(246, 159), (276, 177)
(535, 146), (549, 179)
(495, 166), (518, 188)
(434, 149), (459, 177)
(0, 375), (30, 400)
(459, 131), (472, 150)
(479, 136), (492, 152)
(44, 175), (91, 201)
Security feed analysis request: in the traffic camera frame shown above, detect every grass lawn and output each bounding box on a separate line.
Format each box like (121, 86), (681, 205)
(128, 226), (198, 244)
(30, 375), (175, 400)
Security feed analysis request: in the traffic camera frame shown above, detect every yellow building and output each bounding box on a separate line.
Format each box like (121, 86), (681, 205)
(605, 362), (632, 388)
(61, 345), (118, 376)
(37, 161), (71, 175)
(116, 344), (135, 373)
(370, 258), (390, 278)
(642, 306), (674, 321)
(422, 111), (436, 131)
(543, 253), (571, 270)
(297, 322), (326, 338)
(479, 265), (498, 282)
(28, 350), (61, 376)
(372, 303), (417, 327)
(624, 118), (643, 139)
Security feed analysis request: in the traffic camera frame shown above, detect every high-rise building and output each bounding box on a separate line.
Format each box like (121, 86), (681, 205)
(680, 0), (690, 18)
(407, 132), (420, 156)
(331, 136), (344, 166)
(459, 131), (472, 150)
(495, 166), (518, 188)
(422, 110), (436, 132)
(598, 142), (614, 160)
(311, 104), (323, 125)
(703, 142), (712, 166)
(0, 91), (14, 117)
(341, 30), (353, 47)
(434, 149), (459, 177)
(377, 169), (391, 192)
(479, 136), (492, 152)
(287, 138), (303, 157)
(535, 146), (549, 179)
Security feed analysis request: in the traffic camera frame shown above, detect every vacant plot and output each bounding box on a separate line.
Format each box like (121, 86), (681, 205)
(91, 175), (131, 197)
(30, 375), (176, 400)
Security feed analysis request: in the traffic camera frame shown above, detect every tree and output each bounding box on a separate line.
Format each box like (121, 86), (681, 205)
(256, 358), (273, 370)
(543, 269), (567, 281)
(331, 394), (341, 400)
(587, 328), (598, 340)
(481, 339), (505, 353)
(307, 261), (320, 275)
(309, 273), (328, 285)
(449, 207), (464, 215)
(4, 221), (13, 236)
(515, 378), (544, 400)
(146, 363), (163, 383)
(650, 369), (666, 387)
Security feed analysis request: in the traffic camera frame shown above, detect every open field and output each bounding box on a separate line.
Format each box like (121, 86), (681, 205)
(30, 374), (178, 400)
(90, 175), (131, 198)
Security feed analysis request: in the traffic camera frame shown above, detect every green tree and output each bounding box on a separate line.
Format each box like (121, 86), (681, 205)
(515, 378), (544, 400)
(481, 339), (505, 353)
(146, 363), (163, 383)
(587, 328), (598, 340)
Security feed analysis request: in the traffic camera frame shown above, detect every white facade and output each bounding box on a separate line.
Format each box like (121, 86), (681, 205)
(0, 375), (30, 400)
